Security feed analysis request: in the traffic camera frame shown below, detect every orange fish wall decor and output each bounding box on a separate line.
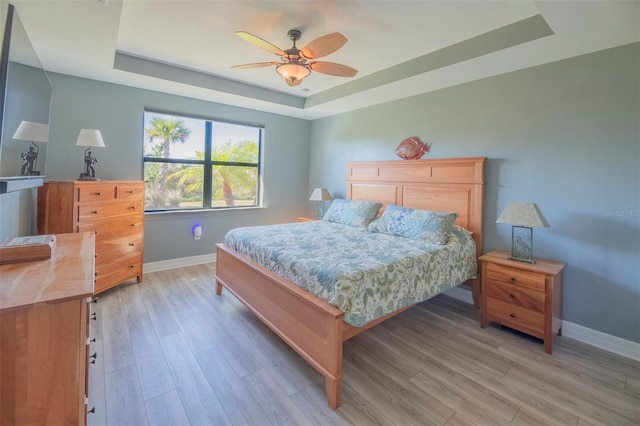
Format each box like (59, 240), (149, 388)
(395, 136), (429, 160)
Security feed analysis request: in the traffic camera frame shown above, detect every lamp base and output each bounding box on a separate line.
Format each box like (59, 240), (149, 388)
(508, 256), (537, 264)
(78, 173), (100, 181)
(510, 226), (535, 264)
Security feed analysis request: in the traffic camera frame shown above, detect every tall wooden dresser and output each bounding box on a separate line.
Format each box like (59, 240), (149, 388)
(38, 180), (145, 293)
(0, 232), (95, 425)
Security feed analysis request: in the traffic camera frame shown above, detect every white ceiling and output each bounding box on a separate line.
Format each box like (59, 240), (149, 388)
(7, 0), (640, 120)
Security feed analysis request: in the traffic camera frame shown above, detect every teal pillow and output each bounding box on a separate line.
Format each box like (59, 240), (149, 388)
(368, 204), (458, 245)
(322, 199), (382, 227)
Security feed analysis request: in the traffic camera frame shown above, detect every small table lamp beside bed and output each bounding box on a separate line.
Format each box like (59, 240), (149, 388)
(215, 157), (486, 409)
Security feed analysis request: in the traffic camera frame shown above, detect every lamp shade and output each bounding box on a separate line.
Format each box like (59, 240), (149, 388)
(13, 121), (49, 143)
(309, 188), (332, 202)
(75, 129), (105, 147)
(277, 63), (310, 83)
(496, 202), (549, 228)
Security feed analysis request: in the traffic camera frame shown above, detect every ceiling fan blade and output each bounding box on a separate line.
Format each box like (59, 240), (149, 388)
(231, 62), (280, 69)
(285, 78), (302, 87)
(309, 61), (358, 77)
(300, 32), (347, 59)
(235, 31), (285, 56)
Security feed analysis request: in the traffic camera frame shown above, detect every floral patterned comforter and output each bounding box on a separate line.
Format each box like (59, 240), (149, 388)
(224, 221), (477, 327)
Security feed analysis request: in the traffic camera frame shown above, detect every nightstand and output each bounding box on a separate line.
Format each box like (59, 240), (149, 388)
(480, 250), (566, 354)
(298, 217), (320, 222)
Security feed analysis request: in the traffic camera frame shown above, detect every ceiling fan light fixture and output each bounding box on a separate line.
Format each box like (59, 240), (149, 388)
(276, 62), (310, 84)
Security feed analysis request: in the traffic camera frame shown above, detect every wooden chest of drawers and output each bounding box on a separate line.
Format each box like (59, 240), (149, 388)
(0, 233), (95, 425)
(38, 180), (145, 293)
(480, 250), (566, 354)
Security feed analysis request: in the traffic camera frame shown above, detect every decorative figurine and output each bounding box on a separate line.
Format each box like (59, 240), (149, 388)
(395, 136), (429, 160)
(20, 143), (40, 175)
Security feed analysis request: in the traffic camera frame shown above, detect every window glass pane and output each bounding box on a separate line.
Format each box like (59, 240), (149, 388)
(143, 112), (204, 160)
(143, 109), (262, 212)
(211, 165), (258, 207)
(145, 162), (204, 210)
(211, 122), (260, 164)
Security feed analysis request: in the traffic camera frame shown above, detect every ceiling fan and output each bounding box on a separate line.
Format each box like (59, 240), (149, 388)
(231, 29), (358, 87)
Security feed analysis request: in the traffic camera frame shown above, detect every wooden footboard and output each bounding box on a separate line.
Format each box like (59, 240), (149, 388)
(215, 243), (345, 408)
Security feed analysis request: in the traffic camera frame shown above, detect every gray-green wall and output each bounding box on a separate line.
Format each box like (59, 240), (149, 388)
(44, 74), (311, 262)
(309, 43), (640, 343)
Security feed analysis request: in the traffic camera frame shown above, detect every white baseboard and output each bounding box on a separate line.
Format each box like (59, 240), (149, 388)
(143, 253), (216, 273)
(444, 287), (640, 361)
(144, 255), (640, 361)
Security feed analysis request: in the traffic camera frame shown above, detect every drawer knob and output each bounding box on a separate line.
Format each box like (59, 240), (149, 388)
(91, 296), (99, 304)
(510, 294), (515, 299)
(510, 277), (516, 282)
(128, 190), (134, 194)
(129, 265), (135, 269)
(88, 407), (96, 414)
(90, 337), (96, 343)
(510, 313), (516, 318)
(91, 313), (97, 321)
(129, 206), (136, 210)
(94, 272), (98, 276)
(129, 243), (135, 247)
(130, 224), (136, 227)
(95, 192), (102, 196)
(90, 352), (98, 360)
(92, 210), (98, 214)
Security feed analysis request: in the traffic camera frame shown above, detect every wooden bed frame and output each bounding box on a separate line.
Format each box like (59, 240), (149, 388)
(215, 157), (486, 409)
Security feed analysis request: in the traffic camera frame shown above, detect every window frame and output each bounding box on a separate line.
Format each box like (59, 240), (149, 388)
(142, 109), (264, 213)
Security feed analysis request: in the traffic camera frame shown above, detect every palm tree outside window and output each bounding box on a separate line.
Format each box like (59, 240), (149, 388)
(143, 110), (262, 211)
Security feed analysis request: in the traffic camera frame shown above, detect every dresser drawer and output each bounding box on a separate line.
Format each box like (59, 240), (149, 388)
(95, 254), (142, 293)
(96, 233), (143, 264)
(116, 184), (144, 200)
(77, 199), (143, 221)
(77, 184), (116, 202)
(486, 262), (545, 292)
(486, 297), (545, 337)
(77, 214), (143, 240)
(485, 280), (545, 313)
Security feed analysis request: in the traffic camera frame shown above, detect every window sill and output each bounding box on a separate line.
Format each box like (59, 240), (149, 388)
(144, 206), (266, 220)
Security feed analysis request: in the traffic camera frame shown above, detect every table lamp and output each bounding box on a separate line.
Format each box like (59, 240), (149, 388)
(13, 120), (49, 176)
(76, 129), (105, 181)
(496, 202), (549, 264)
(309, 188), (332, 218)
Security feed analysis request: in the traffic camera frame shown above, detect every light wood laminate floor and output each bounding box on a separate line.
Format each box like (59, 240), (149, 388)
(88, 264), (639, 426)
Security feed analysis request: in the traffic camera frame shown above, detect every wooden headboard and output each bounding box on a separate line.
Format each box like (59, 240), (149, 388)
(346, 157), (486, 258)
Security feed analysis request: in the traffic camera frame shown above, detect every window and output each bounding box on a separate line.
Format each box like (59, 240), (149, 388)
(143, 110), (262, 211)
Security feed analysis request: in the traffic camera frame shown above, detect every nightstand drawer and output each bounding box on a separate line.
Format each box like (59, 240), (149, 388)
(485, 280), (545, 313)
(486, 262), (545, 292)
(486, 297), (544, 337)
